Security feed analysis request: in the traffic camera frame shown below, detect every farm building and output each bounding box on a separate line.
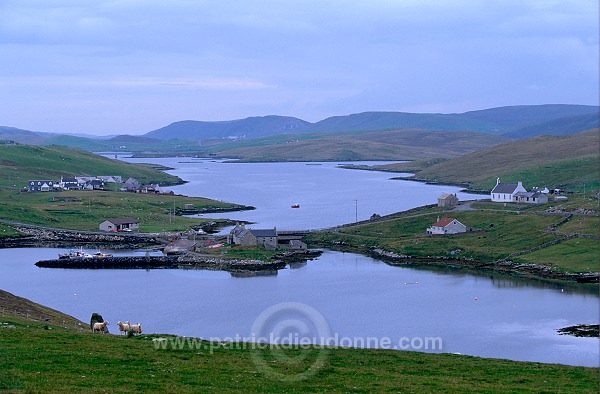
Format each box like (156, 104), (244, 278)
(438, 193), (458, 208)
(99, 218), (140, 232)
(427, 217), (467, 235)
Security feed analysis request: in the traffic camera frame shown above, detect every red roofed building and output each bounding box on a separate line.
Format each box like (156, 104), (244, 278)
(427, 217), (467, 235)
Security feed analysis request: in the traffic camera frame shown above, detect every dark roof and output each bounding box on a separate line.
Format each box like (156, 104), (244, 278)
(250, 229), (277, 237)
(62, 177), (78, 182)
(105, 218), (139, 225)
(491, 183), (519, 194)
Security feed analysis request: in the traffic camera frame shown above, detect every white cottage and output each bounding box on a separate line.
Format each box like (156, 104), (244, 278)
(427, 217), (467, 235)
(490, 178), (527, 203)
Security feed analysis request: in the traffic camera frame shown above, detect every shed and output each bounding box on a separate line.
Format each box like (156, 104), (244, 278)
(438, 193), (458, 208)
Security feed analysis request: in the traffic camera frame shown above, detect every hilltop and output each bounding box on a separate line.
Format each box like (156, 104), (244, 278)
(375, 129), (600, 190)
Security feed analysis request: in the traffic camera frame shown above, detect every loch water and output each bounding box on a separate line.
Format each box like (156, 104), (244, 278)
(1, 158), (597, 367)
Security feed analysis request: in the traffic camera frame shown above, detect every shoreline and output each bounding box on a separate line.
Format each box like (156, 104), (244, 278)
(310, 241), (599, 285)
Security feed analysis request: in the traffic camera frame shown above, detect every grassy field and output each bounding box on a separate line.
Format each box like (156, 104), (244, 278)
(306, 204), (600, 273)
(513, 238), (600, 273)
(0, 189), (243, 233)
(1, 314), (598, 393)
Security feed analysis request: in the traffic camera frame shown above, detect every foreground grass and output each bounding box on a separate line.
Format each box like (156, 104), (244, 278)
(0, 189), (243, 233)
(0, 317), (597, 393)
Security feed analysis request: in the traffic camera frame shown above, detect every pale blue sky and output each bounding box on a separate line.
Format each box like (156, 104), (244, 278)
(1, 0), (598, 135)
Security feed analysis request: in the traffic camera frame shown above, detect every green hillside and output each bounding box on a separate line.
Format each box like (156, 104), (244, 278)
(376, 129), (600, 190)
(0, 144), (183, 189)
(1, 310), (597, 393)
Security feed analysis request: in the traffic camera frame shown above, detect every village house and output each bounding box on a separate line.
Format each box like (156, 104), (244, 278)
(228, 224), (278, 250)
(99, 218), (140, 232)
(98, 176), (123, 183)
(27, 180), (54, 192)
(83, 179), (105, 190)
(427, 217), (467, 235)
(514, 191), (549, 204)
(438, 193), (459, 208)
(139, 184), (161, 194)
(58, 176), (80, 190)
(122, 177), (140, 192)
(490, 178), (527, 202)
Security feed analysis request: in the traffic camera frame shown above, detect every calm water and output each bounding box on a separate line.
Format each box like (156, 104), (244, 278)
(2, 158), (598, 367)
(0, 247), (597, 367)
(119, 157), (481, 231)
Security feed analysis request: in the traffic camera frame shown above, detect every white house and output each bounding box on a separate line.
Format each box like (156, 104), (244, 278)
(427, 217), (467, 235)
(99, 218), (140, 232)
(490, 178), (527, 202)
(58, 176), (80, 190)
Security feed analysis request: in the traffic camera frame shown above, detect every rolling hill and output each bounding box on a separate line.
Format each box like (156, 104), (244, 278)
(501, 113), (600, 139)
(142, 104), (598, 141)
(377, 129), (600, 190)
(459, 104), (598, 129)
(0, 144), (183, 189)
(2, 105), (598, 161)
(209, 129), (509, 161)
(145, 115), (311, 140)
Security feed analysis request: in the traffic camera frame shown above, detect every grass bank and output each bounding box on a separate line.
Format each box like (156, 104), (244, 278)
(1, 314), (598, 393)
(0, 189), (247, 234)
(305, 201), (599, 277)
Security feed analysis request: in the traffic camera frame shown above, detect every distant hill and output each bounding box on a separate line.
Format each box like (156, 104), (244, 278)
(501, 113), (600, 139)
(0, 126), (47, 145)
(143, 105), (599, 141)
(211, 129), (509, 162)
(305, 112), (500, 133)
(459, 104), (598, 128)
(2, 105), (598, 160)
(379, 129), (600, 190)
(145, 115), (311, 140)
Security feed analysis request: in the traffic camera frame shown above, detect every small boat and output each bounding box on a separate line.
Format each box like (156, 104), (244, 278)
(58, 248), (93, 259)
(92, 251), (113, 258)
(291, 203), (300, 208)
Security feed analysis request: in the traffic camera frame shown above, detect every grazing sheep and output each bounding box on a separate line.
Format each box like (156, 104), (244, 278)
(130, 323), (143, 335)
(92, 321), (109, 333)
(117, 321), (130, 335)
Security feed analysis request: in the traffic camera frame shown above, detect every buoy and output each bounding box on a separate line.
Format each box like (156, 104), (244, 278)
(474, 297), (478, 301)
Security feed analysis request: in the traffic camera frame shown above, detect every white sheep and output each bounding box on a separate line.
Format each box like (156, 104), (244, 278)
(92, 321), (109, 333)
(117, 321), (130, 335)
(129, 322), (143, 335)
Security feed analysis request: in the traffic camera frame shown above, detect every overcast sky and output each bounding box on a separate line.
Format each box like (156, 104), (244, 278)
(1, 0), (598, 135)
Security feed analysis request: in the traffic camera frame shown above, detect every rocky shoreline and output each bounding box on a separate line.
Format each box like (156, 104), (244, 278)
(35, 254), (287, 272)
(311, 241), (599, 284)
